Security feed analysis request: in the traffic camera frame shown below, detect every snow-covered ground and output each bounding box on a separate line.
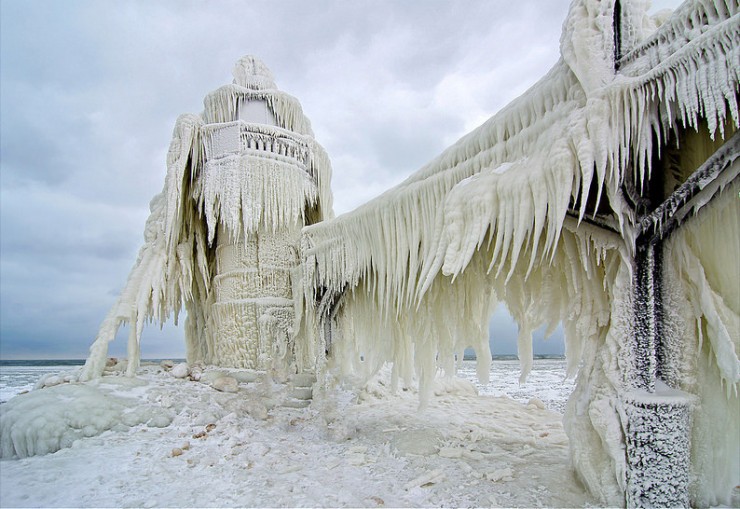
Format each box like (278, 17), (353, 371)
(0, 360), (599, 508)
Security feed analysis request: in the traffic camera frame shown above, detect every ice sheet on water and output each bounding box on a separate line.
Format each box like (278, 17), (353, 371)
(458, 359), (574, 414)
(1, 359), (573, 410)
(0, 363), (83, 404)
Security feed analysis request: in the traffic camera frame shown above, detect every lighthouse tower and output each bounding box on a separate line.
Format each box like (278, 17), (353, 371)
(195, 56), (332, 370)
(80, 55), (332, 380)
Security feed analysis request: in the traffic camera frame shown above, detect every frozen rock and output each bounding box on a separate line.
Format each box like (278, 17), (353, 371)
(394, 429), (440, 456)
(146, 413), (173, 428)
(106, 357), (118, 368)
(192, 412), (222, 427)
(367, 496), (384, 507)
(211, 376), (238, 393)
(104, 359), (127, 372)
(171, 363), (190, 379)
(171, 448), (183, 457)
(199, 370), (228, 384)
(42, 375), (62, 388)
(189, 366), (202, 381)
(0, 384), (141, 458)
(486, 467), (513, 482)
(527, 398), (545, 410)
(367, 496), (385, 507)
(438, 447), (463, 459)
(160, 360), (174, 370)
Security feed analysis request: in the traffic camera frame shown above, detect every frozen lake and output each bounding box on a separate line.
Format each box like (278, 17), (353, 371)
(0, 361), (85, 404)
(1, 358), (574, 409)
(458, 358), (574, 413)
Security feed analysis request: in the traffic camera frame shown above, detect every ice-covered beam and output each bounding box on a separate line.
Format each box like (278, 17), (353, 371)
(631, 241), (661, 392)
(630, 131), (738, 387)
(617, 0), (739, 72)
(613, 0), (623, 68)
(621, 119), (739, 509)
(638, 132), (740, 245)
(628, 130), (738, 390)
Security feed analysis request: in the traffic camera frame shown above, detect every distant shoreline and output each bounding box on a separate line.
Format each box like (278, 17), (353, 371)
(0, 355), (565, 366)
(464, 354), (566, 361)
(0, 359), (185, 367)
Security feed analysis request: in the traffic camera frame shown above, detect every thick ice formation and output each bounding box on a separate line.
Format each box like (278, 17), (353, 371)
(0, 375), (174, 458)
(302, 0), (738, 505)
(82, 56), (332, 380)
(65, 1), (738, 505)
(305, 0), (737, 383)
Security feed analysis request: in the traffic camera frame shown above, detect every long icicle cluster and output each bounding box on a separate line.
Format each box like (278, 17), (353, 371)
(303, 0), (738, 395)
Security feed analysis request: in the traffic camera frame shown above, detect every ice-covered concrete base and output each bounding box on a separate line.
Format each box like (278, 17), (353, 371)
(622, 383), (696, 508)
(210, 223), (300, 370)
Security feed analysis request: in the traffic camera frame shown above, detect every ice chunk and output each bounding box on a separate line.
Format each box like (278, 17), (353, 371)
(1, 384), (135, 458)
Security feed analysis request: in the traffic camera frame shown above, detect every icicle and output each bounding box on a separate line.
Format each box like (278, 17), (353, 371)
(302, 0), (738, 403)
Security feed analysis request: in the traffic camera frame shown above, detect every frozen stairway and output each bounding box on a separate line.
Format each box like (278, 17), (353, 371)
(282, 373), (317, 408)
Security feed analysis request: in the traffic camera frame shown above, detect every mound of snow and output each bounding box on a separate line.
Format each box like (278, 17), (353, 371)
(0, 380), (172, 458)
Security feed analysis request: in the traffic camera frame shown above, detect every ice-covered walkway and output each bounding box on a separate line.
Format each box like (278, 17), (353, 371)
(0, 364), (596, 508)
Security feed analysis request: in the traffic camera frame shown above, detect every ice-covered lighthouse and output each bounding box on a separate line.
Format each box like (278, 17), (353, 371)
(81, 56), (333, 380)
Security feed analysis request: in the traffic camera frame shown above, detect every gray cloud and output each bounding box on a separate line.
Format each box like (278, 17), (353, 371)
(0, 0), (681, 359)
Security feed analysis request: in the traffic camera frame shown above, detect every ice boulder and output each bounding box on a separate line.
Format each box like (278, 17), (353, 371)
(171, 363), (190, 379)
(211, 376), (239, 393)
(0, 379), (173, 458)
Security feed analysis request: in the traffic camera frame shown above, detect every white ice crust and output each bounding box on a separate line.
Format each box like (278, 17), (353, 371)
(0, 363), (602, 508)
(42, 1), (740, 506)
(302, 0), (739, 505)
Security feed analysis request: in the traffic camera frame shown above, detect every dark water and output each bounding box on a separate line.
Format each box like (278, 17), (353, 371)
(0, 359), (183, 403)
(0, 359), (186, 366)
(0, 359), (86, 367)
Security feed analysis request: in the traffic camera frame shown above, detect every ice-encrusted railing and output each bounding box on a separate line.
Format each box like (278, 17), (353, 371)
(197, 121), (326, 243)
(202, 121), (311, 169)
(617, 0), (738, 72)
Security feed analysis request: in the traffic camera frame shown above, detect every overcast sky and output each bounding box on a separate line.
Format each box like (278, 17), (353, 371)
(0, 0), (681, 360)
